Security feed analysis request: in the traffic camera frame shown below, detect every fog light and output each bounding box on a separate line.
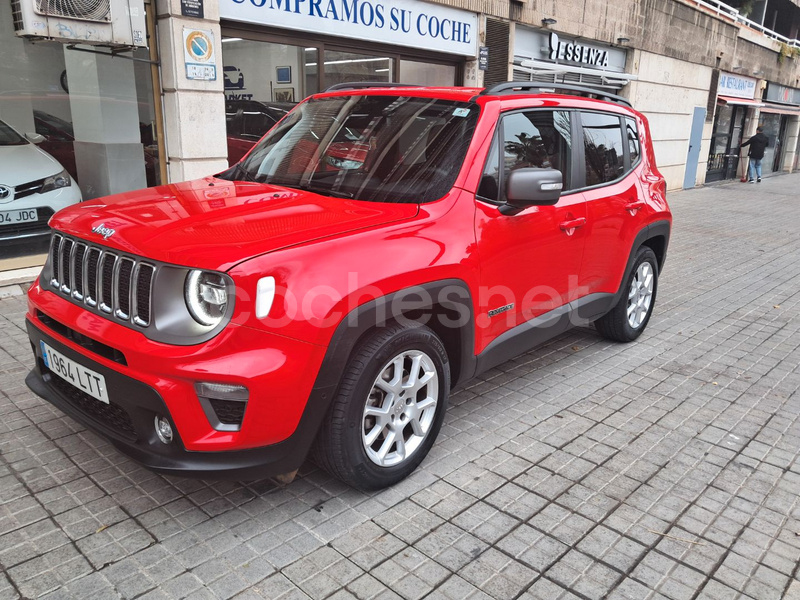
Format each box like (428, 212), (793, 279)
(154, 415), (173, 444)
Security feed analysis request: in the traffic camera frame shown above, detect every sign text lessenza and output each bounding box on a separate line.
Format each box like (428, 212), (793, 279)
(221, 0), (477, 56)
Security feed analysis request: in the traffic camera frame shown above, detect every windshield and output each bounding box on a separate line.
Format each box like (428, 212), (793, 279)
(218, 95), (480, 203)
(0, 120), (28, 146)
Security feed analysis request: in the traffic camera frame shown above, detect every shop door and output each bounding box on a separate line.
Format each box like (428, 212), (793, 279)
(772, 116), (789, 172)
(760, 113), (782, 174)
(706, 105), (732, 183)
(705, 105), (746, 183)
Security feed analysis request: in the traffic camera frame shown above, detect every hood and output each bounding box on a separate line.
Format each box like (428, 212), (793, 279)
(49, 177), (420, 271)
(0, 143), (63, 187)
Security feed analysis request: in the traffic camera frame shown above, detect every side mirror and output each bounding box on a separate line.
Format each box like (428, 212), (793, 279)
(25, 132), (45, 144)
(501, 167), (563, 214)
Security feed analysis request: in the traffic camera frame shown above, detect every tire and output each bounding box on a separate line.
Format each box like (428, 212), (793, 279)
(594, 246), (659, 343)
(315, 321), (450, 490)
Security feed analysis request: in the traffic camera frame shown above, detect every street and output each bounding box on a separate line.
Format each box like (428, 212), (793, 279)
(1, 174), (799, 600)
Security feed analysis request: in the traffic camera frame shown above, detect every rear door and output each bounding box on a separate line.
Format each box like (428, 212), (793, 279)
(474, 108), (587, 348)
(578, 112), (645, 301)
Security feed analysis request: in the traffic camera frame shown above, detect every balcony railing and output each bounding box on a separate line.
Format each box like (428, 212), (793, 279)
(691, 0), (800, 47)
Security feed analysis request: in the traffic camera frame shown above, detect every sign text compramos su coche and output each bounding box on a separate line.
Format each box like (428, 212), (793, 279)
(230, 0), (472, 44)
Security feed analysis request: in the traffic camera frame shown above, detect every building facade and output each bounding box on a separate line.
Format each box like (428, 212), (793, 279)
(1, 0), (800, 271)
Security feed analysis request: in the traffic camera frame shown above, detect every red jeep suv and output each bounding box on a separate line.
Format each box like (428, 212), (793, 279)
(24, 83), (670, 490)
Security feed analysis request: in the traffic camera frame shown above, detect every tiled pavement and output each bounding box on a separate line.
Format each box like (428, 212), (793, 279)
(2, 175), (800, 600)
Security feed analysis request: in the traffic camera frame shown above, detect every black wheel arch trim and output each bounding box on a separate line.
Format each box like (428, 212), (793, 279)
(610, 219), (670, 308)
(297, 278), (477, 467)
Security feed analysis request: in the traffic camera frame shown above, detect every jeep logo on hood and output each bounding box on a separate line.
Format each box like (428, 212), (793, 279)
(92, 223), (116, 240)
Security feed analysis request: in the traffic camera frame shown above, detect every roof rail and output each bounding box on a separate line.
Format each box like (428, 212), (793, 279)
(480, 82), (632, 108)
(324, 82), (421, 92)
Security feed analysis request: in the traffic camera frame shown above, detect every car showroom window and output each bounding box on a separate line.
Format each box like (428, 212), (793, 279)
(498, 110), (572, 201)
(626, 117), (641, 167)
(581, 112), (625, 187)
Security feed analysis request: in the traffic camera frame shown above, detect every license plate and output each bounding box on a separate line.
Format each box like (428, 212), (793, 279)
(0, 208), (38, 225)
(40, 341), (109, 404)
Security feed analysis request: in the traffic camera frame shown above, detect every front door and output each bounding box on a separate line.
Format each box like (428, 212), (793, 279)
(474, 109), (586, 350)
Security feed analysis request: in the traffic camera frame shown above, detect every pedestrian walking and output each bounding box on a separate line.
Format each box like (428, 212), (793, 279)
(740, 126), (769, 183)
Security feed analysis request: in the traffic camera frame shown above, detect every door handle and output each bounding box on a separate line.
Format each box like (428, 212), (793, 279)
(625, 201), (645, 214)
(559, 217), (586, 236)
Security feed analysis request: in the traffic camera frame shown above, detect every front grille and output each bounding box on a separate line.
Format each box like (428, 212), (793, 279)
(209, 399), (246, 427)
(14, 177), (46, 200)
(45, 366), (137, 441)
(49, 234), (156, 328)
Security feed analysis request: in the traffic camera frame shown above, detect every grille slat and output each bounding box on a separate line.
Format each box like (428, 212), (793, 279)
(48, 234), (156, 329)
(50, 234), (62, 286)
(134, 265), (154, 326)
(72, 243), (87, 300)
(100, 253), (117, 314)
(60, 239), (73, 293)
(116, 258), (134, 319)
(14, 177), (46, 200)
(86, 248), (101, 307)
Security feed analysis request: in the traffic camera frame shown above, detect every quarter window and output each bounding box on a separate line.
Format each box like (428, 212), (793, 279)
(581, 112), (624, 186)
(626, 117), (640, 166)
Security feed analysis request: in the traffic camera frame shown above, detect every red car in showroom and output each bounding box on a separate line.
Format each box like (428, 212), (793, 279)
(25, 83), (670, 489)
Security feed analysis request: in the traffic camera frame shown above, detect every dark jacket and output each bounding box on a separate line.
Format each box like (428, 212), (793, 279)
(741, 132), (769, 159)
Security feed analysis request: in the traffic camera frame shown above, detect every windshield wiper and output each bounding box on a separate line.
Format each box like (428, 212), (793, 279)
(231, 163), (259, 183)
(274, 181), (354, 199)
(303, 183), (354, 199)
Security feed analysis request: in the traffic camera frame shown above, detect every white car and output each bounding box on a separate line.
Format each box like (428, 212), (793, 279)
(0, 119), (82, 242)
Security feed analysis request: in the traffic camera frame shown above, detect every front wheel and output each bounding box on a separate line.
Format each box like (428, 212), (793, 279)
(315, 322), (450, 490)
(594, 246), (659, 342)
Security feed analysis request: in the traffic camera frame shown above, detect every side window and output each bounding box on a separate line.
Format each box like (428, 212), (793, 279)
(626, 117), (640, 166)
(581, 112), (624, 186)
(500, 110), (572, 198)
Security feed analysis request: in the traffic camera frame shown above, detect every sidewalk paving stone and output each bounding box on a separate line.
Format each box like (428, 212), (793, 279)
(1, 175), (800, 598)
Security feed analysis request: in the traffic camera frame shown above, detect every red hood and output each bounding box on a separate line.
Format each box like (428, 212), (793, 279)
(50, 177), (419, 271)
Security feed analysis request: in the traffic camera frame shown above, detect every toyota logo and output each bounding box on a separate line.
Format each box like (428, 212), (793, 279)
(0, 185), (10, 201)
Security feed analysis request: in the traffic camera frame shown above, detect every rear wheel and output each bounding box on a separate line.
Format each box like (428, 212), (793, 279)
(315, 322), (450, 490)
(595, 246), (658, 342)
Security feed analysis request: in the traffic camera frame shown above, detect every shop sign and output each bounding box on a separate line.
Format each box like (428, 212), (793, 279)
(549, 33), (608, 68)
(478, 46), (488, 71)
(219, 0), (478, 56)
(717, 73), (756, 100)
(764, 82), (800, 105)
(513, 26), (626, 73)
(181, 0), (204, 18)
(184, 28), (217, 81)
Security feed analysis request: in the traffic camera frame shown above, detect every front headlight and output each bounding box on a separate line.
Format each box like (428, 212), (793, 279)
(40, 169), (71, 193)
(185, 270), (228, 326)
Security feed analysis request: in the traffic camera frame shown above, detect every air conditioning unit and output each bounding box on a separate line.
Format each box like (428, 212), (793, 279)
(11, 0), (147, 48)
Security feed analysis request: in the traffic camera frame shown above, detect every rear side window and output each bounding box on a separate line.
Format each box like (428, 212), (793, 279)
(581, 112), (624, 186)
(626, 117), (640, 166)
(478, 109), (572, 203)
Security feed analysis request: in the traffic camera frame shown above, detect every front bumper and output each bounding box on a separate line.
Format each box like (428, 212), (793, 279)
(25, 284), (334, 480)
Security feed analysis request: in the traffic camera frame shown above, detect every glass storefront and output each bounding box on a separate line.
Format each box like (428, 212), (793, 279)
(221, 29), (463, 167)
(0, 1), (162, 271)
(706, 103), (747, 183)
(759, 112), (788, 174)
